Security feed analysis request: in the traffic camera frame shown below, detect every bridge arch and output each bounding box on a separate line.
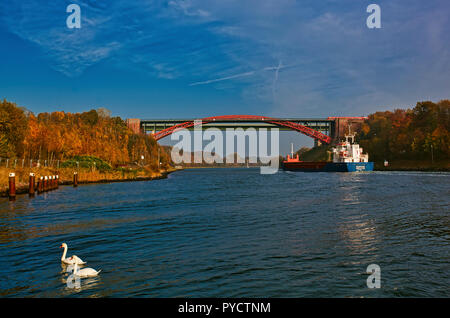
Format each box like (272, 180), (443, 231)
(152, 115), (332, 144)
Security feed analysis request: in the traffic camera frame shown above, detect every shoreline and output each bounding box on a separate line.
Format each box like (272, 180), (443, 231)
(0, 167), (181, 198)
(182, 161), (450, 172)
(373, 160), (449, 172)
(374, 167), (450, 172)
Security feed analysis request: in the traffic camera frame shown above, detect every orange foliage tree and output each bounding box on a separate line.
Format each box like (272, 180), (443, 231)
(358, 100), (449, 161)
(1, 100), (170, 169)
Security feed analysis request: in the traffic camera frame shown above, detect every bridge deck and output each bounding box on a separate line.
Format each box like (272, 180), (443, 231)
(141, 118), (333, 133)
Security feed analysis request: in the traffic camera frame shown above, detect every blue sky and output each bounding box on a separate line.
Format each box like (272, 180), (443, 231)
(0, 0), (449, 150)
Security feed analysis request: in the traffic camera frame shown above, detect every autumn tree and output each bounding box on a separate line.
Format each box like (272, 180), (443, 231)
(358, 100), (449, 161)
(0, 99), (28, 158)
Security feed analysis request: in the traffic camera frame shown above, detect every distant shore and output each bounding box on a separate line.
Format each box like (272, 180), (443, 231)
(374, 160), (449, 172)
(173, 161), (450, 172)
(0, 166), (181, 198)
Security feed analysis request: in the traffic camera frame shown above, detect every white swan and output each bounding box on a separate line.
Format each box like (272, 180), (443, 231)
(60, 243), (86, 265)
(73, 262), (101, 278)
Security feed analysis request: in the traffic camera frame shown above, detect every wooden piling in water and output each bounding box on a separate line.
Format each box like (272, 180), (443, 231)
(73, 172), (78, 187)
(29, 173), (35, 197)
(39, 176), (44, 193)
(44, 176), (48, 192)
(36, 177), (41, 194)
(8, 173), (16, 201)
(56, 175), (59, 189)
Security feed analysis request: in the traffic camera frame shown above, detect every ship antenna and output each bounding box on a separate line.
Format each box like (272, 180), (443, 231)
(291, 143), (294, 158)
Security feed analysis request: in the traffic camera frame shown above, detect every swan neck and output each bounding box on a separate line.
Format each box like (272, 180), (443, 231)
(61, 246), (67, 260)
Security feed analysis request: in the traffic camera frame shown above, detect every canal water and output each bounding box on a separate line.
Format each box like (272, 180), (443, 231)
(0, 168), (449, 297)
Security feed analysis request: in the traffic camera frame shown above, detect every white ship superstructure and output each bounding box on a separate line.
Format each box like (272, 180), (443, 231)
(332, 133), (369, 163)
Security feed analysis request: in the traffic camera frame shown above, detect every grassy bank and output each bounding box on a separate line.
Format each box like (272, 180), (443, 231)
(374, 160), (449, 171)
(0, 166), (178, 197)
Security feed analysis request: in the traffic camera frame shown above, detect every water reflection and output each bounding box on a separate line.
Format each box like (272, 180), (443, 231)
(338, 217), (379, 257)
(335, 173), (380, 259)
(59, 263), (102, 296)
(61, 275), (102, 295)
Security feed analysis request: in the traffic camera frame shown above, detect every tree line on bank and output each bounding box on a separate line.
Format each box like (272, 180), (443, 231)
(357, 100), (449, 162)
(2, 98), (448, 167)
(0, 99), (170, 170)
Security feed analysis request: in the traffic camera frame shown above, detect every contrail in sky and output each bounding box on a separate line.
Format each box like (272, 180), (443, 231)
(271, 60), (282, 85)
(269, 60), (283, 101)
(189, 61), (294, 86)
(189, 71), (255, 86)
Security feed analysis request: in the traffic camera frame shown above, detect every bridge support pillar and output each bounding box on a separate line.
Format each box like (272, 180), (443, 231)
(126, 118), (142, 134)
(329, 117), (367, 142)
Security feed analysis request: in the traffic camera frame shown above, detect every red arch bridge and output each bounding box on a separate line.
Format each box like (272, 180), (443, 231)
(126, 115), (368, 145)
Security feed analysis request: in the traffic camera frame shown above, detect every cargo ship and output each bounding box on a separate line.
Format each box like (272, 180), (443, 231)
(282, 132), (374, 172)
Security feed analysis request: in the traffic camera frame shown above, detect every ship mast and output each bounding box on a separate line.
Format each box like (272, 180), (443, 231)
(346, 125), (355, 143)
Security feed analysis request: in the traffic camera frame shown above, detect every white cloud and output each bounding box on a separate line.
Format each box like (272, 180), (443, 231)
(168, 0), (210, 18)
